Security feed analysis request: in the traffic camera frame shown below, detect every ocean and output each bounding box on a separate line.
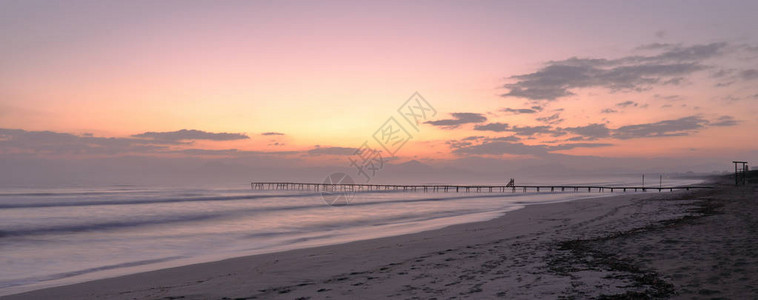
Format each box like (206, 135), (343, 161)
(0, 176), (703, 296)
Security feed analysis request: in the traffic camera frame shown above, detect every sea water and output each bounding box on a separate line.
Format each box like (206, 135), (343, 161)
(0, 176), (703, 296)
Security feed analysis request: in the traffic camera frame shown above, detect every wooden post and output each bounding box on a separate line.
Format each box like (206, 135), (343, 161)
(733, 161), (748, 186)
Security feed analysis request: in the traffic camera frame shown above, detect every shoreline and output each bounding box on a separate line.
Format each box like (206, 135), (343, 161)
(5, 177), (755, 299)
(0, 192), (607, 297)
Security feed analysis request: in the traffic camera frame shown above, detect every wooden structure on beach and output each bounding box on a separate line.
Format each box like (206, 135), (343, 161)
(251, 181), (712, 193)
(733, 161), (749, 186)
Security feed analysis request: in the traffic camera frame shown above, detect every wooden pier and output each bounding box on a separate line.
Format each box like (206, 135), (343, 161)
(251, 182), (712, 193)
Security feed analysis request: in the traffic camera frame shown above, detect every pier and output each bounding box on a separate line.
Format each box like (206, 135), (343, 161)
(251, 182), (713, 193)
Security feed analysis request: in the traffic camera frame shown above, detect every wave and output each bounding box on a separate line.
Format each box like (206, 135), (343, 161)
(0, 214), (221, 238)
(0, 192), (540, 238)
(0, 192), (323, 209)
(0, 190), (549, 210)
(0, 256), (183, 289)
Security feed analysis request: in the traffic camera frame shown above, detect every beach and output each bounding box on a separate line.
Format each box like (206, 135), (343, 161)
(4, 176), (755, 299)
(3, 1), (757, 298)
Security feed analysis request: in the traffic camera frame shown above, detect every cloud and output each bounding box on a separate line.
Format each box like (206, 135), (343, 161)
(473, 122), (510, 132)
(707, 67), (758, 85)
(487, 136), (521, 142)
(261, 132), (285, 136)
(425, 112), (487, 129)
(0, 128), (300, 158)
(472, 114), (738, 142)
(501, 108), (538, 114)
(501, 43), (726, 101)
(177, 148), (298, 156)
(510, 125), (559, 136)
(474, 123), (562, 136)
(547, 143), (614, 151)
(636, 42), (674, 50)
(615, 100), (639, 108)
(663, 77), (686, 85)
(710, 69), (735, 79)
(620, 42), (726, 64)
(446, 135), (523, 153)
(452, 141), (549, 156)
(0, 128), (177, 155)
(536, 113), (563, 125)
(710, 115), (740, 127)
(494, 115), (741, 142)
(653, 94), (682, 101)
(307, 146), (357, 156)
(612, 116), (709, 139)
(740, 69), (758, 80)
(179, 149), (242, 156)
(721, 95), (742, 102)
(133, 129), (249, 141)
(450, 140), (612, 156)
(564, 123), (611, 140)
(601, 108), (618, 113)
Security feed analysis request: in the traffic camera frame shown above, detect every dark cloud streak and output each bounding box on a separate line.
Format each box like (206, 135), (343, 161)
(710, 116), (740, 127)
(501, 108), (538, 114)
(501, 43), (726, 101)
(0, 128), (177, 155)
(425, 113), (487, 129)
(564, 123), (610, 140)
(471, 114), (739, 141)
(740, 69), (758, 80)
(473, 122), (509, 132)
(450, 140), (612, 157)
(133, 129), (249, 141)
(307, 146), (357, 156)
(612, 116), (708, 139)
(536, 113), (563, 125)
(615, 101), (638, 108)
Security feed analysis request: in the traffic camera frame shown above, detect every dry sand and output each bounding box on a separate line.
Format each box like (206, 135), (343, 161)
(4, 176), (756, 299)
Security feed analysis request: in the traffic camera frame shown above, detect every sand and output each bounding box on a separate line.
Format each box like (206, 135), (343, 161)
(4, 176), (756, 299)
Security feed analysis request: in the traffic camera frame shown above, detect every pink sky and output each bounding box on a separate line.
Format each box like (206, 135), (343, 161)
(1, 1), (757, 185)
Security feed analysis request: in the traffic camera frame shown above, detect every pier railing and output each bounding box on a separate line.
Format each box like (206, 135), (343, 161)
(251, 182), (713, 193)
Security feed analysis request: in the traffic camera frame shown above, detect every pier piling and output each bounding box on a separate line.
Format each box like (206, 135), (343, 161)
(250, 181), (712, 194)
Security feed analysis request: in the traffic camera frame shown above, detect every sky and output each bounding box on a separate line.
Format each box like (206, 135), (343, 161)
(1, 0), (757, 186)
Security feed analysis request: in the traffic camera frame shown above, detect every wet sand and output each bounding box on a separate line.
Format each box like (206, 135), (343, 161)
(5, 176), (756, 299)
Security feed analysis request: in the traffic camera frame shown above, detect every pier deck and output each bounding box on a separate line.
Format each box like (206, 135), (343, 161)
(251, 182), (712, 193)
